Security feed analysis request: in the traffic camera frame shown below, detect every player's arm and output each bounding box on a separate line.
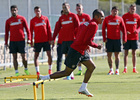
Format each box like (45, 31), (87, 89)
(135, 16), (140, 34)
(53, 21), (61, 43)
(102, 17), (107, 42)
(73, 14), (80, 36)
(120, 18), (127, 43)
(23, 17), (31, 44)
(5, 20), (10, 49)
(46, 18), (53, 44)
(30, 20), (34, 47)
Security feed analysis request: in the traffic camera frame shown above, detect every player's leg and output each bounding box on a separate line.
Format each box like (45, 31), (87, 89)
(79, 59), (95, 97)
(132, 49), (138, 73)
(123, 50), (128, 73)
(114, 52), (120, 75)
(56, 43), (63, 71)
(76, 62), (83, 75)
(34, 52), (40, 75)
(46, 51), (52, 74)
(21, 53), (29, 75)
(12, 53), (19, 76)
(107, 52), (114, 75)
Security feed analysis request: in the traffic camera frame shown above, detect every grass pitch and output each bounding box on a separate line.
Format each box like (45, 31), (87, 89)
(0, 53), (140, 100)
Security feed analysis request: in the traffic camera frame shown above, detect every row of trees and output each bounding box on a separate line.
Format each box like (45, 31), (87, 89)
(100, 0), (140, 4)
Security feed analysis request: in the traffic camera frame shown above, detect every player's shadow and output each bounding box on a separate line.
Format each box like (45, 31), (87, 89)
(47, 98), (89, 100)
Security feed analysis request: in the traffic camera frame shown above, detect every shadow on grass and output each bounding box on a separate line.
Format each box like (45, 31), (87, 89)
(14, 98), (88, 100)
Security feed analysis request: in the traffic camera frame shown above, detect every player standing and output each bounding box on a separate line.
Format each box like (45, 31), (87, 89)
(39, 9), (104, 97)
(52, 10), (64, 72)
(75, 3), (91, 75)
(5, 5), (31, 76)
(122, 4), (140, 73)
(102, 6), (127, 75)
(30, 6), (53, 76)
(52, 2), (80, 80)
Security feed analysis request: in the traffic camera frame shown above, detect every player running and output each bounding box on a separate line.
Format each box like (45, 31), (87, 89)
(75, 3), (91, 75)
(102, 6), (127, 75)
(5, 5), (31, 76)
(52, 2), (80, 80)
(122, 4), (140, 73)
(30, 6), (53, 76)
(39, 9), (104, 97)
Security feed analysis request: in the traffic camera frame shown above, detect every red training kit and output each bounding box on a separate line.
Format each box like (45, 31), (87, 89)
(5, 15), (31, 45)
(77, 13), (91, 24)
(102, 15), (127, 42)
(122, 12), (140, 40)
(71, 18), (98, 55)
(30, 15), (52, 44)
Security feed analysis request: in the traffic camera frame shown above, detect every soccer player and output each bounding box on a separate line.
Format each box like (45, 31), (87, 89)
(102, 6), (127, 75)
(52, 10), (64, 72)
(30, 6), (53, 76)
(39, 9), (104, 97)
(75, 3), (91, 75)
(5, 5), (31, 76)
(122, 4), (140, 73)
(52, 2), (80, 80)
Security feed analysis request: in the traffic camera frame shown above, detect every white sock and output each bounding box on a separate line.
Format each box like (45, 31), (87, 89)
(24, 68), (28, 70)
(116, 69), (119, 73)
(42, 75), (50, 80)
(70, 72), (74, 77)
(35, 66), (39, 72)
(78, 66), (82, 71)
(133, 67), (136, 69)
(80, 82), (87, 90)
(15, 70), (19, 73)
(110, 68), (113, 71)
(124, 66), (127, 69)
(49, 65), (52, 70)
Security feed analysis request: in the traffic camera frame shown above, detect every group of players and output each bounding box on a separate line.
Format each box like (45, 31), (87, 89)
(5, 2), (140, 97)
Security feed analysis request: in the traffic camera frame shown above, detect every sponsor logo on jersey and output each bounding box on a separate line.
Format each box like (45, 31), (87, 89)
(10, 19), (22, 26)
(62, 21), (73, 25)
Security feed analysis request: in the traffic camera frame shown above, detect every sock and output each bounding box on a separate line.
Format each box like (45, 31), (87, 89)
(110, 68), (113, 71)
(80, 82), (87, 90)
(124, 66), (127, 69)
(70, 72), (74, 77)
(116, 69), (119, 73)
(15, 70), (19, 73)
(78, 66), (82, 71)
(49, 65), (52, 70)
(42, 75), (50, 80)
(24, 68), (28, 70)
(35, 66), (39, 72)
(133, 67), (136, 69)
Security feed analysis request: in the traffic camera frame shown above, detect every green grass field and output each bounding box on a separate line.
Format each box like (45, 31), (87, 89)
(0, 53), (140, 100)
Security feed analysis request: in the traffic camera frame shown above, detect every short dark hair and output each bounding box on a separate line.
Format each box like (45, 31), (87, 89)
(11, 5), (18, 11)
(61, 10), (63, 14)
(62, 2), (69, 6)
(130, 4), (136, 7)
(34, 6), (40, 10)
(92, 9), (102, 18)
(76, 3), (82, 7)
(112, 6), (119, 10)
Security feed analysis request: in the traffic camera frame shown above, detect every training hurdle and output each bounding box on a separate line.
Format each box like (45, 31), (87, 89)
(4, 75), (37, 83)
(33, 79), (59, 100)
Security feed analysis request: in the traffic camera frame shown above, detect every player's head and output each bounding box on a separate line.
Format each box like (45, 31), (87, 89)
(62, 2), (70, 14)
(111, 6), (119, 16)
(92, 9), (104, 24)
(11, 5), (18, 17)
(34, 6), (41, 17)
(76, 3), (83, 15)
(61, 10), (64, 15)
(129, 4), (136, 14)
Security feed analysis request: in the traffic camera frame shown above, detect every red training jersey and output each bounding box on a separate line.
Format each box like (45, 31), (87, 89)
(71, 18), (98, 55)
(5, 15), (31, 45)
(53, 12), (80, 42)
(122, 12), (140, 40)
(30, 15), (52, 44)
(102, 15), (127, 42)
(77, 13), (91, 24)
(53, 21), (63, 44)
